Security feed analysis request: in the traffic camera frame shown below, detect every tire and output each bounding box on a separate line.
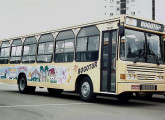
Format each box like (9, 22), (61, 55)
(79, 77), (96, 102)
(136, 92), (153, 99)
(117, 92), (132, 104)
(18, 74), (36, 94)
(47, 88), (63, 96)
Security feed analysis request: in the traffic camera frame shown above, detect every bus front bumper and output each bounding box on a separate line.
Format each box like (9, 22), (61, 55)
(118, 83), (165, 94)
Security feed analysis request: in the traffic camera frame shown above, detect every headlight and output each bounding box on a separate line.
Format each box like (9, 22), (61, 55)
(132, 75), (136, 80)
(160, 76), (163, 81)
(127, 74), (131, 80)
(156, 76), (159, 81)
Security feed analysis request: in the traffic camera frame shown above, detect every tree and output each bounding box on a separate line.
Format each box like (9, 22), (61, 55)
(40, 66), (44, 82)
(45, 66), (49, 82)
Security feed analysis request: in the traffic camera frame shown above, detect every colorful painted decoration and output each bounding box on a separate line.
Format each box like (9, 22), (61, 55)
(0, 65), (72, 84)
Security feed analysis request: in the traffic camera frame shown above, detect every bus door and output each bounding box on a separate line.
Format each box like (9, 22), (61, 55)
(101, 30), (117, 92)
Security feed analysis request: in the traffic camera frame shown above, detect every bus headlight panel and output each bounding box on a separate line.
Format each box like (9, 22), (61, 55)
(127, 74), (136, 80)
(156, 76), (164, 81)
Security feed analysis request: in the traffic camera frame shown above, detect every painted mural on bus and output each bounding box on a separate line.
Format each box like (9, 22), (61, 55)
(0, 65), (72, 84)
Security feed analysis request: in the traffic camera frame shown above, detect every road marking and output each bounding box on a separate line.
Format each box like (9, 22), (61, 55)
(0, 103), (92, 108)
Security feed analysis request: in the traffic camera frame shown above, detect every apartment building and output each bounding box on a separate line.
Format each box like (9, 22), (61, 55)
(104, 0), (155, 20)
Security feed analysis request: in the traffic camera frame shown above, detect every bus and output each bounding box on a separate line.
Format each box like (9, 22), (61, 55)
(0, 15), (165, 102)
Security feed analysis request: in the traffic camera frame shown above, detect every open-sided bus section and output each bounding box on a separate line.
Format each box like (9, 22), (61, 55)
(0, 15), (165, 102)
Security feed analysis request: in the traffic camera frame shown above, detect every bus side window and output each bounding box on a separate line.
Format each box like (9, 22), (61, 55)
(76, 26), (100, 62)
(10, 39), (22, 64)
(0, 41), (10, 64)
(37, 34), (54, 63)
(22, 37), (37, 63)
(55, 30), (75, 62)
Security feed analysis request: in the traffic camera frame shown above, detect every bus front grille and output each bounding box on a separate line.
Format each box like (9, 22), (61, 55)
(127, 65), (164, 81)
(140, 84), (157, 90)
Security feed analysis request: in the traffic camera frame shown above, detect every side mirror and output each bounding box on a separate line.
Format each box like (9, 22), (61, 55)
(119, 25), (125, 37)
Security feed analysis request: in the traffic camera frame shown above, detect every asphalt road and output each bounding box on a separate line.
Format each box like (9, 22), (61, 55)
(0, 82), (165, 120)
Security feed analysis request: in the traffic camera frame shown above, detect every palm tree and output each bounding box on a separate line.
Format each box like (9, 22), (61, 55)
(5, 69), (7, 79)
(40, 66), (44, 82)
(45, 66), (49, 82)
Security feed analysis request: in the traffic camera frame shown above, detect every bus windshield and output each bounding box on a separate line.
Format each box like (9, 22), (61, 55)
(120, 29), (164, 64)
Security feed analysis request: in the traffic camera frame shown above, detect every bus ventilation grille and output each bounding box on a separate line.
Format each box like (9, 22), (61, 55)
(127, 65), (164, 81)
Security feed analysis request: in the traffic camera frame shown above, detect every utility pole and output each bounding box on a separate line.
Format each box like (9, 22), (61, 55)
(152, 0), (155, 20)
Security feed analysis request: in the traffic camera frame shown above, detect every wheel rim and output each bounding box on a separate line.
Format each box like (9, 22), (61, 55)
(81, 82), (90, 97)
(20, 78), (26, 91)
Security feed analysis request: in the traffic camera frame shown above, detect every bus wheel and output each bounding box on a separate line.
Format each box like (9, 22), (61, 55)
(136, 92), (153, 99)
(117, 93), (132, 104)
(18, 74), (36, 94)
(47, 88), (63, 96)
(79, 77), (95, 102)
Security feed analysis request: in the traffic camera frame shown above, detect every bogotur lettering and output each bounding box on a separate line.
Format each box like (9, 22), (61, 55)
(141, 21), (162, 31)
(78, 62), (97, 74)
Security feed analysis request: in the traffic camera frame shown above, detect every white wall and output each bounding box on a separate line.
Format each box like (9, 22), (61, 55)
(155, 0), (165, 23)
(137, 0), (153, 19)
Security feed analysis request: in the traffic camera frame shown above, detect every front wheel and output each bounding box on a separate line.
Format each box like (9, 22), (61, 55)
(18, 74), (36, 94)
(79, 77), (96, 102)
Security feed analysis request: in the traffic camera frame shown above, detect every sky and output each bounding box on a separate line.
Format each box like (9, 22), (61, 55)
(0, 0), (164, 40)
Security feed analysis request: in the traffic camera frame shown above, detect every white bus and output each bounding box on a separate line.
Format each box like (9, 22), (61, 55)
(0, 15), (165, 102)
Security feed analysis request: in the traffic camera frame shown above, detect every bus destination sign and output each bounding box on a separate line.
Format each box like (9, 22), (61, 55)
(125, 17), (164, 32)
(140, 21), (163, 32)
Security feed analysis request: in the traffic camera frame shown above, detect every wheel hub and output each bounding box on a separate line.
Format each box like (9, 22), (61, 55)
(20, 78), (26, 90)
(81, 82), (90, 97)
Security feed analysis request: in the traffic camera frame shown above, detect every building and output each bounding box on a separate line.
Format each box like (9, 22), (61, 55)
(104, 0), (155, 20)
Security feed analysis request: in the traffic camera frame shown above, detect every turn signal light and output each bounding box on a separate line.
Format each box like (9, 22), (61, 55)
(120, 74), (126, 79)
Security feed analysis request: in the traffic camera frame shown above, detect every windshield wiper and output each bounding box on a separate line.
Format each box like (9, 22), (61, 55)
(147, 46), (160, 65)
(133, 49), (145, 63)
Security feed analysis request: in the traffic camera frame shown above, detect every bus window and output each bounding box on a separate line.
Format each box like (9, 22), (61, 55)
(37, 34), (54, 63)
(10, 39), (22, 64)
(120, 29), (163, 64)
(76, 26), (100, 62)
(22, 37), (37, 63)
(0, 41), (10, 64)
(55, 30), (74, 62)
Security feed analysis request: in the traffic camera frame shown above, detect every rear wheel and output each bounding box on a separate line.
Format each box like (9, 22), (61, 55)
(18, 74), (36, 94)
(79, 77), (96, 102)
(47, 88), (63, 96)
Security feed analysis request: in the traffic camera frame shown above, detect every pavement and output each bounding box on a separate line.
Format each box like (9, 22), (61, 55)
(0, 82), (165, 120)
